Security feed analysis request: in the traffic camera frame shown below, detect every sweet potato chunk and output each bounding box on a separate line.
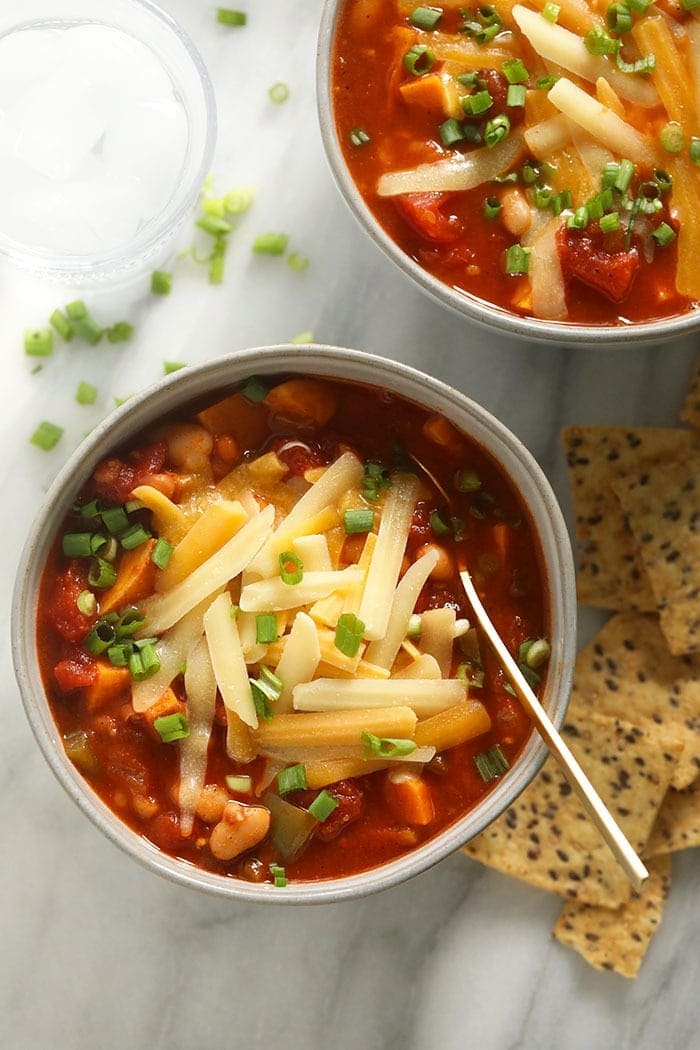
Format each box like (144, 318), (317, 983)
(384, 770), (435, 826)
(264, 379), (338, 429)
(84, 661), (131, 711)
(99, 540), (157, 614)
(142, 688), (186, 733)
(196, 392), (268, 447)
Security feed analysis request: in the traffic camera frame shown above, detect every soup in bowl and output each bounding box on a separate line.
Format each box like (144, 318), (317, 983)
(318, 0), (700, 342)
(12, 346), (576, 901)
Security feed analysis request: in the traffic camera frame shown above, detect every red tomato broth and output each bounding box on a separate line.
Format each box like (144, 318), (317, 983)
(331, 2), (696, 326)
(38, 375), (548, 885)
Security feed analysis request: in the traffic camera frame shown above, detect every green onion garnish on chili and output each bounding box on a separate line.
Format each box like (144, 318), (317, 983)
(308, 790), (339, 822)
(270, 863), (287, 887)
(278, 764), (307, 795)
(659, 122), (685, 154)
(409, 6), (443, 30)
(163, 361), (187, 375)
(349, 127), (371, 147)
(542, 1), (560, 21)
(86, 620), (118, 654)
(269, 81), (289, 103)
(403, 43), (436, 76)
(440, 118), (466, 147)
(362, 731), (417, 758)
(62, 532), (94, 558)
(505, 244), (531, 275)
(154, 713), (190, 743)
(652, 222), (676, 246)
(76, 590), (97, 617)
(151, 537), (174, 570)
(343, 508), (374, 534)
(66, 300), (87, 322)
(462, 89), (493, 116)
(475, 745), (510, 782)
(483, 197), (502, 220)
(335, 613), (365, 658)
(88, 558), (117, 589)
(279, 550), (303, 585)
(240, 375), (269, 403)
(502, 58), (528, 84)
(106, 322), (134, 344)
(484, 114), (510, 149)
(256, 613), (278, 644)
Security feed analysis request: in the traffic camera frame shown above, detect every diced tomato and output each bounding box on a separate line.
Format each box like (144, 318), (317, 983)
(394, 192), (463, 244)
(54, 651), (98, 692)
(92, 442), (167, 503)
(559, 226), (641, 303)
(45, 561), (98, 643)
(149, 811), (184, 852)
(270, 437), (324, 476)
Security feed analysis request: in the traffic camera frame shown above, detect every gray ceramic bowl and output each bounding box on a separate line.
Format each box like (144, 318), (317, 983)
(12, 345), (576, 903)
(316, 1), (699, 346)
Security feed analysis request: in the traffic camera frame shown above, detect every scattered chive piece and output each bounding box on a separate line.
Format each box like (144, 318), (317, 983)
(349, 127), (371, 147)
(474, 744), (510, 782)
(291, 330), (313, 344)
(584, 26), (618, 55)
(533, 185), (552, 209)
(226, 774), (252, 794)
(409, 5), (443, 29)
(440, 117), (466, 147)
(249, 682), (274, 721)
(50, 309), (74, 342)
(519, 637), (551, 668)
(600, 211), (621, 233)
(690, 138), (700, 165)
(361, 731), (417, 758)
(85, 620), (118, 654)
(502, 57), (528, 84)
(253, 233), (289, 255)
(279, 550), (304, 585)
(269, 81), (289, 103)
(615, 50), (655, 74)
(361, 460), (392, 502)
(614, 158), (635, 193)
(681, 0), (700, 8)
(197, 215), (233, 237)
(287, 251), (309, 271)
(606, 1), (633, 32)
(403, 43), (436, 76)
(462, 89), (493, 116)
(344, 508), (375, 534)
(457, 71), (478, 87)
(456, 468), (481, 491)
(652, 222), (676, 246)
(66, 301), (87, 321)
(76, 381), (98, 405)
(76, 590), (97, 617)
(506, 84), (526, 107)
(114, 395), (132, 407)
(101, 506), (129, 535)
(542, 1), (560, 20)
(202, 197), (226, 218)
(217, 8), (247, 25)
(270, 863), (287, 888)
(484, 113), (510, 149)
(151, 270), (173, 295)
(277, 764), (307, 795)
(659, 122), (685, 154)
(106, 322), (133, 344)
(209, 236), (227, 284)
(163, 361), (187, 375)
(88, 557), (117, 589)
(151, 537), (174, 569)
(536, 74), (558, 89)
(308, 789), (339, 822)
(566, 205), (589, 230)
(62, 532), (94, 557)
(240, 375), (268, 402)
(30, 421), (63, 451)
(505, 244), (530, 274)
(30, 364), (42, 375)
(224, 186), (256, 213)
(334, 613), (365, 658)
(154, 713), (189, 743)
(255, 613), (278, 644)
(24, 328), (53, 357)
(75, 316), (104, 345)
(120, 523), (152, 550)
(406, 613), (422, 640)
(483, 196), (502, 220)
(550, 189), (572, 216)
(429, 509), (451, 536)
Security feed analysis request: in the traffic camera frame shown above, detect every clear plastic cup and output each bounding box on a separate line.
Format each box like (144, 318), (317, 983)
(0, 0), (216, 284)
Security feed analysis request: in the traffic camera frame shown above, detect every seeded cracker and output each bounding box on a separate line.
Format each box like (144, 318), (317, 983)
(463, 710), (681, 907)
(562, 427), (697, 611)
(612, 455), (700, 656)
(645, 780), (700, 856)
(570, 612), (700, 790)
(680, 362), (700, 428)
(552, 855), (671, 979)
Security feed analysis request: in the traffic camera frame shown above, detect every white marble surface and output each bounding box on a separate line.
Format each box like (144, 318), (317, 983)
(1, 3), (699, 1048)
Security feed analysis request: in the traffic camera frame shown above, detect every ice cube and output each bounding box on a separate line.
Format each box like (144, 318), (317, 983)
(0, 28), (60, 106)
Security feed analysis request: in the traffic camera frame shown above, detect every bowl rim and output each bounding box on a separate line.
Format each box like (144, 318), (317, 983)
(315, 0), (700, 347)
(0, 0), (217, 282)
(11, 343), (577, 903)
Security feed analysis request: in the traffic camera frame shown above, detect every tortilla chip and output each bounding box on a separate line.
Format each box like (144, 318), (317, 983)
(612, 456), (700, 656)
(571, 612), (700, 789)
(463, 710), (681, 908)
(553, 854), (671, 979)
(681, 362), (700, 428)
(562, 426), (698, 611)
(645, 781), (700, 856)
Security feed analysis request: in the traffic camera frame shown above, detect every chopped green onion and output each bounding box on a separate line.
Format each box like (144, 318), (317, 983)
(24, 328), (53, 357)
(457, 71), (479, 87)
(77, 499), (102, 520)
(253, 232), (289, 255)
(30, 364), (43, 375)
(209, 236), (227, 284)
(349, 127), (371, 147)
(462, 89), (493, 116)
(151, 270), (173, 296)
(120, 524), (152, 550)
(202, 197), (225, 218)
(270, 863), (287, 887)
(151, 537), (174, 569)
(429, 509), (451, 536)
(66, 300), (87, 321)
(50, 309), (74, 342)
(550, 189), (573, 215)
(615, 50), (655, 75)
(30, 421), (63, 451)
(502, 57), (529, 84)
(403, 43), (436, 76)
(584, 26), (618, 55)
(118, 607), (146, 635)
(599, 211), (621, 233)
(409, 5), (443, 29)
(505, 244), (530, 274)
(89, 534), (109, 556)
(407, 613), (422, 640)
(440, 118), (466, 147)
(154, 713), (189, 743)
(107, 643), (131, 667)
(535, 74), (558, 89)
(88, 558), (117, 589)
(106, 322), (134, 344)
(76, 381), (98, 405)
(75, 316), (104, 345)
(533, 185), (552, 209)
(163, 360), (187, 374)
(256, 613), (278, 644)
(483, 196), (502, 220)
(62, 532), (94, 558)
(606, 2), (632, 33)
(493, 170), (518, 184)
(290, 330), (313, 344)
(484, 114), (510, 149)
(343, 508), (375, 534)
(101, 506), (129, 535)
(85, 620), (118, 654)
(138, 642), (161, 678)
(279, 550), (303, 585)
(361, 731), (417, 758)
(659, 122), (685, 154)
(308, 790), (339, 822)
(506, 84), (526, 107)
(681, 0), (700, 8)
(197, 214), (233, 237)
(240, 375), (269, 402)
(269, 81), (289, 103)
(542, 1), (560, 21)
(629, 0), (652, 9)
(224, 186), (256, 213)
(217, 8), (247, 25)
(334, 613), (365, 658)
(226, 774), (253, 794)
(361, 460), (392, 501)
(652, 222), (676, 246)
(287, 251), (309, 271)
(566, 206), (589, 230)
(278, 764), (307, 795)
(462, 124), (482, 144)
(250, 681), (274, 721)
(654, 169), (672, 193)
(474, 744), (510, 781)
(690, 139), (700, 166)
(614, 158), (635, 193)
(76, 590), (97, 617)
(519, 637), (551, 669)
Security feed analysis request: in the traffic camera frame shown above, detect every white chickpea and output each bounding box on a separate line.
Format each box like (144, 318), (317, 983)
(165, 423), (213, 472)
(195, 784), (229, 824)
(209, 800), (271, 862)
(500, 189), (532, 237)
(416, 542), (454, 581)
